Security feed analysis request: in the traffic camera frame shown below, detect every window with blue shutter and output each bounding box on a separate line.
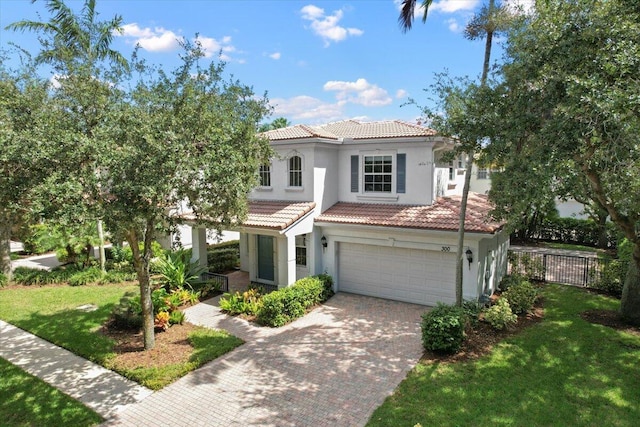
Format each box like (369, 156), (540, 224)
(350, 155), (359, 192)
(397, 153), (406, 194)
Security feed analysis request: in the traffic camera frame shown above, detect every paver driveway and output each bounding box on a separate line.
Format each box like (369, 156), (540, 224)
(105, 293), (426, 427)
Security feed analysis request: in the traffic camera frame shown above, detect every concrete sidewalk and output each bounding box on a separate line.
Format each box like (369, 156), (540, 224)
(0, 320), (152, 419)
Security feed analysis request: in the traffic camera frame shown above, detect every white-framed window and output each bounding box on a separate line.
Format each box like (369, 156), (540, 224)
(288, 155), (302, 187)
(449, 161), (455, 180)
(259, 164), (271, 187)
(364, 155), (392, 193)
(477, 168), (489, 180)
(457, 155), (465, 169)
(295, 234), (307, 266)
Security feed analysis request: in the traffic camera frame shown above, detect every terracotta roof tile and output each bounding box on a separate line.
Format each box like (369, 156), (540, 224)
(244, 201), (316, 230)
(315, 193), (504, 233)
(261, 120), (437, 142)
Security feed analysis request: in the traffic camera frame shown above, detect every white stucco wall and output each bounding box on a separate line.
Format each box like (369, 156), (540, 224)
(337, 139), (439, 205)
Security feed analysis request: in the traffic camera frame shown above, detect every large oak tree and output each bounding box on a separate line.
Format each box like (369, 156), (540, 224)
(486, 0), (640, 323)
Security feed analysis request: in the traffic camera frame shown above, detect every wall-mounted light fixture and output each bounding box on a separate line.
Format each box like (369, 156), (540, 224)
(321, 235), (327, 249)
(465, 248), (473, 270)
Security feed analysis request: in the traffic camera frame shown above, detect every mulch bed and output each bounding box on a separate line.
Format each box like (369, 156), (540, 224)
(101, 322), (196, 370)
(421, 299), (545, 364)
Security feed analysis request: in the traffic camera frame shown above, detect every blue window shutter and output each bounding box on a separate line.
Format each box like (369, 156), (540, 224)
(397, 153), (406, 193)
(351, 155), (359, 192)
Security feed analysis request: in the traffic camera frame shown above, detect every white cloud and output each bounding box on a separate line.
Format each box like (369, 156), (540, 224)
(118, 23), (238, 60)
(300, 4), (363, 46)
(120, 23), (183, 52)
(269, 52), (281, 60)
(194, 35), (236, 59)
(395, 89), (408, 99)
(429, 0), (479, 14)
(323, 78), (392, 107)
(270, 95), (344, 123)
(446, 18), (463, 33)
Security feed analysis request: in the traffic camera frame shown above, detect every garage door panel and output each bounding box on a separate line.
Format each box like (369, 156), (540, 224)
(339, 242), (456, 306)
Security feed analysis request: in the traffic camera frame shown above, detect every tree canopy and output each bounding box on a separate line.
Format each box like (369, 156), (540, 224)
(4, 0), (272, 348)
(484, 0), (640, 323)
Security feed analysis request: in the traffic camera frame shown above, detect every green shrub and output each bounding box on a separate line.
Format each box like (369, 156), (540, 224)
(483, 298), (517, 330)
(111, 292), (143, 330)
(421, 303), (466, 354)
(508, 253), (545, 281)
(591, 259), (624, 297)
(462, 300), (483, 327)
(0, 273), (7, 287)
(99, 270), (137, 284)
(502, 280), (537, 314)
(156, 249), (205, 290)
(68, 267), (103, 286)
(12, 266), (76, 285)
(207, 243), (239, 273)
(255, 274), (334, 327)
(169, 310), (186, 325)
(499, 274), (524, 292)
(256, 292), (288, 327)
(219, 288), (262, 315)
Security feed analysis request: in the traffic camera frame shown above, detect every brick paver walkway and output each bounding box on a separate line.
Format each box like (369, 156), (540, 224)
(105, 293), (426, 427)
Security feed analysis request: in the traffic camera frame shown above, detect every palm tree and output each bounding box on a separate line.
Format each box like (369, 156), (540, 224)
(398, 0), (508, 305)
(7, 0), (128, 70)
(8, 0), (129, 275)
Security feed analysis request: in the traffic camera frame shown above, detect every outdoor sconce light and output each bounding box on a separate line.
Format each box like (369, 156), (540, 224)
(465, 248), (473, 270)
(321, 235), (328, 248)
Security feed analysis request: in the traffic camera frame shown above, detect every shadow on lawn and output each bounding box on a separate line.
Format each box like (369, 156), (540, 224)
(369, 284), (640, 427)
(12, 303), (117, 364)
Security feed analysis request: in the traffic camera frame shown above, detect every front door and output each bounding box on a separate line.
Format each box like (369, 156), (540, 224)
(257, 235), (274, 282)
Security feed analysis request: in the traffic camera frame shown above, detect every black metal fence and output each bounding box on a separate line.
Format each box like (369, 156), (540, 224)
(200, 271), (229, 292)
(507, 250), (609, 287)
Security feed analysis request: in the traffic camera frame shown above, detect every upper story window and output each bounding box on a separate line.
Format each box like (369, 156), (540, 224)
(364, 155), (392, 192)
(449, 161), (455, 180)
(259, 164), (271, 187)
(288, 155), (302, 187)
(477, 168), (489, 180)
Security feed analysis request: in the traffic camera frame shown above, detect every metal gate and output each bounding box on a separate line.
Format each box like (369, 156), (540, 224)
(507, 250), (607, 287)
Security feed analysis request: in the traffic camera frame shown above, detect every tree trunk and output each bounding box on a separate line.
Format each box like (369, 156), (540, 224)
(127, 229), (155, 350)
(455, 150), (475, 306)
(596, 211), (609, 249)
(0, 212), (12, 282)
(97, 219), (106, 273)
(620, 243), (640, 325)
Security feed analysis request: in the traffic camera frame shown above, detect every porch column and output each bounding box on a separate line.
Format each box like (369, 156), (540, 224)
(191, 227), (208, 270)
(277, 234), (297, 287)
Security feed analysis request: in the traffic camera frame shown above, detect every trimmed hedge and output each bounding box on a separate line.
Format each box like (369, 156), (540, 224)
(207, 241), (240, 273)
(421, 303), (467, 354)
(531, 217), (620, 248)
(256, 274), (334, 327)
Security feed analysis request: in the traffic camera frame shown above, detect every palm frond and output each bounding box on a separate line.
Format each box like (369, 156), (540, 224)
(398, 0), (434, 33)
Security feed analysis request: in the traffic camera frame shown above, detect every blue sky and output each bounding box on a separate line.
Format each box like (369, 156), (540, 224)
(0, 0), (530, 125)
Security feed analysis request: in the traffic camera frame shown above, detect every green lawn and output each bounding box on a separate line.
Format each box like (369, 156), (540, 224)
(368, 285), (640, 426)
(0, 358), (102, 427)
(0, 283), (243, 390)
(0, 284), (137, 364)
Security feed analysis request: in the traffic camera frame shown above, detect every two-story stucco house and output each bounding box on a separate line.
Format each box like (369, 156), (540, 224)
(190, 120), (509, 306)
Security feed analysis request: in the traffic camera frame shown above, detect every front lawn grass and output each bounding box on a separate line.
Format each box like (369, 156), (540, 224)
(0, 358), (102, 427)
(0, 283), (243, 391)
(0, 284), (137, 364)
(368, 284), (640, 426)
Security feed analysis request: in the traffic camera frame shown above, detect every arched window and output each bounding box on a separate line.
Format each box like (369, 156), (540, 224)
(288, 155), (302, 187)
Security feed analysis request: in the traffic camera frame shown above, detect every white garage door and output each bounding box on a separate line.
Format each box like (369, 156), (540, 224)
(338, 242), (456, 306)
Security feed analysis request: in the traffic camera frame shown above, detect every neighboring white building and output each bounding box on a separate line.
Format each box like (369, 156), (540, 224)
(190, 120), (509, 306)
